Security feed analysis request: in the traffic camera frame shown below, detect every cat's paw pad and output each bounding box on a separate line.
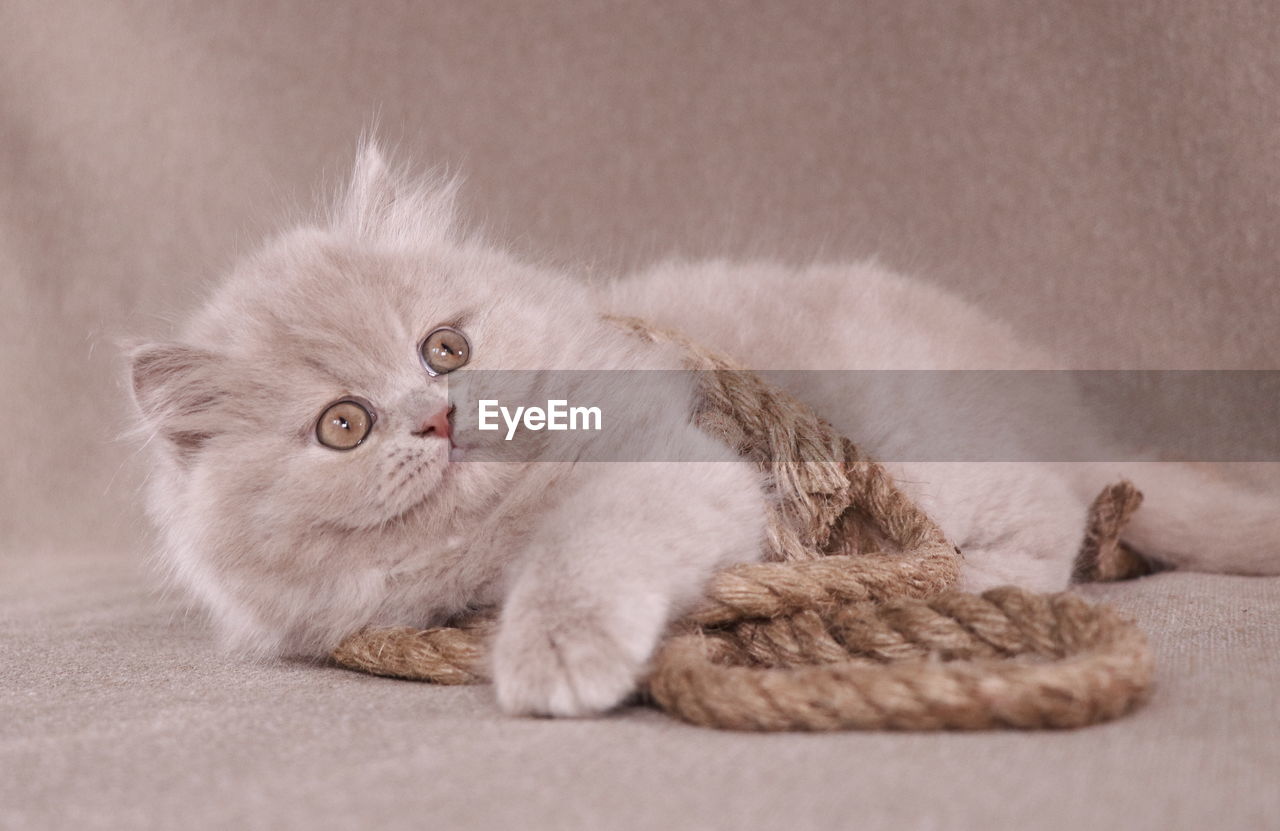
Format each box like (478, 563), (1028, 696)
(492, 620), (642, 717)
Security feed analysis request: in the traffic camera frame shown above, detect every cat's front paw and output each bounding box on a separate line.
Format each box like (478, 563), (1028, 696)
(491, 613), (647, 717)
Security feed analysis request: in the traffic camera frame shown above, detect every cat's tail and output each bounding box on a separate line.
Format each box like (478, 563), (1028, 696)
(1075, 462), (1280, 575)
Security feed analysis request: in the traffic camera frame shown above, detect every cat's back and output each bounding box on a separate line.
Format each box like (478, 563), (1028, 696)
(601, 259), (1060, 371)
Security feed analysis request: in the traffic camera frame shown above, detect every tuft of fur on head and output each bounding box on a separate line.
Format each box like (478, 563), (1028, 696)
(330, 141), (461, 247)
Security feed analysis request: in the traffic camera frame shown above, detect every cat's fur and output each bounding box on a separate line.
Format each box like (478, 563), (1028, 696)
(130, 145), (1280, 717)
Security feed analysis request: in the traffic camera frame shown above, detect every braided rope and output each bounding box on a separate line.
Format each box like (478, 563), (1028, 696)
(647, 588), (1152, 731)
(333, 620), (492, 685)
(331, 318), (1154, 730)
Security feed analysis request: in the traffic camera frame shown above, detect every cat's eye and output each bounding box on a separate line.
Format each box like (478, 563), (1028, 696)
(419, 326), (471, 376)
(316, 398), (375, 450)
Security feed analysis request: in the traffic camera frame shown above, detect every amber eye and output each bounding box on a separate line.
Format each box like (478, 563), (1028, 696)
(419, 326), (471, 375)
(315, 399), (374, 450)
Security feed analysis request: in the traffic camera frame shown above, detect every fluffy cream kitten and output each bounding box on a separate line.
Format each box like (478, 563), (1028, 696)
(130, 145), (1279, 717)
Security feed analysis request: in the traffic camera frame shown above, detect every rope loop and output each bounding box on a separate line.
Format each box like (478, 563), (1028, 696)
(331, 318), (1154, 731)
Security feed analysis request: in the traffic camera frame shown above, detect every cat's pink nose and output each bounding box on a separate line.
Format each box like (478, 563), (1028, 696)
(413, 405), (452, 440)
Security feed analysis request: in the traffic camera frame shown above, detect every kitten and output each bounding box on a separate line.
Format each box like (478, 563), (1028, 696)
(130, 145), (1279, 717)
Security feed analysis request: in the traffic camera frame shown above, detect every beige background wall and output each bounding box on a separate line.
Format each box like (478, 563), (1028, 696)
(3, 1), (1278, 557)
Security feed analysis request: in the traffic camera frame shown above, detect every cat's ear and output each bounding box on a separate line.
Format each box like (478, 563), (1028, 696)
(336, 141), (458, 243)
(129, 342), (227, 460)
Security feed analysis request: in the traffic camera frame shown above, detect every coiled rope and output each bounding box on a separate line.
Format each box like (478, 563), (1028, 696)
(332, 317), (1153, 730)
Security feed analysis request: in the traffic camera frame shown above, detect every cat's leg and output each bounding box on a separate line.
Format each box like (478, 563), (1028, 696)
(892, 462), (1088, 593)
(1061, 461), (1280, 576)
(491, 459), (765, 717)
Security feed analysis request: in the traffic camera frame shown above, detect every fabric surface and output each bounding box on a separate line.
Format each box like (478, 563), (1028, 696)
(4, 554), (1278, 831)
(3, 2), (1278, 828)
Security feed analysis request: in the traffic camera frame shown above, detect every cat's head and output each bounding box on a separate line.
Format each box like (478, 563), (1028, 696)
(127, 145), (663, 650)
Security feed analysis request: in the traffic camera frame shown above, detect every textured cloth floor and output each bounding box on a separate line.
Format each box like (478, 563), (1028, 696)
(3, 551), (1277, 831)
